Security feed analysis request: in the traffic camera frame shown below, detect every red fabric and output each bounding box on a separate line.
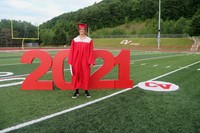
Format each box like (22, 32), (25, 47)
(78, 23), (87, 29)
(68, 36), (95, 90)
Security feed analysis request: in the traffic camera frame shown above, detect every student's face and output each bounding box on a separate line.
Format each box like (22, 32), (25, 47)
(79, 28), (86, 35)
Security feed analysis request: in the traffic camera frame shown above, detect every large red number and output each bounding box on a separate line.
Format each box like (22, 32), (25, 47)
(90, 50), (133, 89)
(89, 50), (115, 89)
(52, 50), (73, 90)
(20, 50), (133, 90)
(20, 50), (53, 90)
(115, 50), (133, 88)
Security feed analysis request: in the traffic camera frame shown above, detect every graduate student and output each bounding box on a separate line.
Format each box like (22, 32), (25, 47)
(68, 23), (95, 98)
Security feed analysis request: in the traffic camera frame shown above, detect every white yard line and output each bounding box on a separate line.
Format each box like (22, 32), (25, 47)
(130, 53), (187, 63)
(0, 58), (20, 61)
(149, 61), (200, 81)
(0, 61), (41, 67)
(0, 78), (25, 88)
(0, 53), (189, 80)
(0, 60), (200, 133)
(0, 52), (187, 67)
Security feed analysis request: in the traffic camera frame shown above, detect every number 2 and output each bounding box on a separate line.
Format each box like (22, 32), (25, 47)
(89, 50), (115, 89)
(20, 50), (53, 90)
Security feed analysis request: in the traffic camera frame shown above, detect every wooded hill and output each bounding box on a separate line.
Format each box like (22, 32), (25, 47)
(0, 20), (38, 47)
(0, 0), (200, 47)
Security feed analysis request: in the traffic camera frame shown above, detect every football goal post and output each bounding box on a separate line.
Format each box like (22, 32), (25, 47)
(11, 19), (39, 50)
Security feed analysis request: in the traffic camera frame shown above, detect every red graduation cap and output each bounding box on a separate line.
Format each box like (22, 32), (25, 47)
(78, 23), (87, 29)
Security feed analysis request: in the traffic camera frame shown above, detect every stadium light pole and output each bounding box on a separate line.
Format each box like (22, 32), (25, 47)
(157, 0), (161, 49)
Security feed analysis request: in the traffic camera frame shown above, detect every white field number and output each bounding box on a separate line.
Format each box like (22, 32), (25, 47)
(0, 72), (25, 88)
(138, 81), (179, 92)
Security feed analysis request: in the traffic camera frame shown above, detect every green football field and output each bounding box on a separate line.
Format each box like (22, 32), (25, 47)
(0, 49), (200, 133)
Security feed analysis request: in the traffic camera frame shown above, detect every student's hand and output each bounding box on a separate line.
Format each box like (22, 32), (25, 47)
(90, 64), (94, 67)
(69, 65), (73, 76)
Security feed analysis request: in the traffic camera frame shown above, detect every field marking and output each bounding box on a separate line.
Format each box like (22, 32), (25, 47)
(0, 53), (187, 67)
(0, 72), (13, 77)
(0, 61), (41, 67)
(0, 53), (191, 80)
(0, 78), (25, 88)
(149, 61), (200, 81)
(130, 53), (188, 63)
(1, 60), (200, 133)
(0, 53), (197, 87)
(0, 58), (21, 61)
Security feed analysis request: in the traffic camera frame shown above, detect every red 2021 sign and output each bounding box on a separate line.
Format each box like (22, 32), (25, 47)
(20, 50), (133, 90)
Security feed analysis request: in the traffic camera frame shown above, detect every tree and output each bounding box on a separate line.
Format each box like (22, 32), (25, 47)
(162, 20), (175, 34)
(65, 22), (78, 45)
(174, 17), (189, 34)
(133, 0), (157, 20)
(190, 9), (200, 36)
(0, 28), (12, 47)
(40, 29), (54, 45)
(52, 21), (67, 45)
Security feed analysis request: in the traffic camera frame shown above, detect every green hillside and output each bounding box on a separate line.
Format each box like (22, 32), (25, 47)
(91, 21), (146, 36)
(1, 0), (200, 47)
(38, 0), (200, 45)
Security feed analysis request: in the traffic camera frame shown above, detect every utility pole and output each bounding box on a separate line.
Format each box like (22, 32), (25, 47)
(158, 0), (161, 49)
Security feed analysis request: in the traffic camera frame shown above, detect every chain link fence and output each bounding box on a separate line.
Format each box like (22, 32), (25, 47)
(91, 34), (189, 38)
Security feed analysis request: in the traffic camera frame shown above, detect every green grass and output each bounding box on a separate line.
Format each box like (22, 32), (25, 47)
(0, 49), (200, 132)
(93, 38), (193, 51)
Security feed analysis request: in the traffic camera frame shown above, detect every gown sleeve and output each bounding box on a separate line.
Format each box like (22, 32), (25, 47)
(68, 39), (74, 65)
(88, 39), (95, 65)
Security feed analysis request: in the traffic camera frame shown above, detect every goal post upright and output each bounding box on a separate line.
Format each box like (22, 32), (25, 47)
(10, 19), (39, 50)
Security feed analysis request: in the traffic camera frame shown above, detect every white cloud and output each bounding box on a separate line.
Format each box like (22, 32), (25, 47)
(7, 0), (33, 9)
(0, 0), (102, 24)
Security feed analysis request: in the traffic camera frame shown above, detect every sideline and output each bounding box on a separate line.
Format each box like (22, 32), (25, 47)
(0, 53), (189, 80)
(0, 52), (187, 67)
(1, 60), (199, 133)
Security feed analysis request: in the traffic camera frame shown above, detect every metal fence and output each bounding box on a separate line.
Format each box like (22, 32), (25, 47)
(91, 34), (189, 38)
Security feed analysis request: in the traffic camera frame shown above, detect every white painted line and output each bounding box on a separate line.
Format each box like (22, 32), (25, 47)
(153, 64), (158, 67)
(0, 61), (40, 67)
(131, 53), (188, 62)
(198, 68), (200, 71)
(0, 87), (134, 133)
(1, 60), (199, 133)
(0, 53), (187, 67)
(0, 72), (13, 77)
(140, 63), (146, 66)
(0, 78), (25, 88)
(1, 54), (185, 80)
(149, 61), (200, 81)
(0, 58), (20, 61)
(166, 66), (171, 68)
(0, 53), (197, 88)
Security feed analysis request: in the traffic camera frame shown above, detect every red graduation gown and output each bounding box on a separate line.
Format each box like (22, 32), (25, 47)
(68, 36), (95, 90)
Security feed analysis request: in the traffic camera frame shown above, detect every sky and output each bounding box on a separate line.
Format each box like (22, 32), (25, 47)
(0, 0), (102, 25)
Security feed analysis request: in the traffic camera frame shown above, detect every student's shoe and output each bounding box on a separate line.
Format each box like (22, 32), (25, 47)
(85, 90), (91, 98)
(72, 89), (79, 98)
